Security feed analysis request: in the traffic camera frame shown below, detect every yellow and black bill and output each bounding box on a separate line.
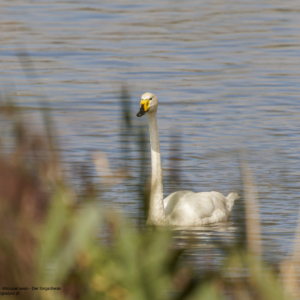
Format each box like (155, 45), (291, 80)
(136, 99), (150, 117)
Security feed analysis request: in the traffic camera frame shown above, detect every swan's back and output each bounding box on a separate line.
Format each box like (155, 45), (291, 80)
(163, 191), (239, 226)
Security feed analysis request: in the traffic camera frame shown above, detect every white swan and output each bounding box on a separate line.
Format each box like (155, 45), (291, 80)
(136, 92), (239, 226)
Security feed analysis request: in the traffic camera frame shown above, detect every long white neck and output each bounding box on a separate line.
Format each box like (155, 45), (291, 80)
(146, 111), (166, 225)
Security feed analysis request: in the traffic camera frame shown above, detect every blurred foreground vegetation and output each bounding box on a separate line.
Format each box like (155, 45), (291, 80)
(0, 91), (299, 300)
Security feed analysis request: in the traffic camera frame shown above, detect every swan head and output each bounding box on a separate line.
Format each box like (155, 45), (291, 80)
(136, 92), (158, 117)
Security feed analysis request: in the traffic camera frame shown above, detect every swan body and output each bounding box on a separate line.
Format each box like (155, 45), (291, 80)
(137, 92), (239, 226)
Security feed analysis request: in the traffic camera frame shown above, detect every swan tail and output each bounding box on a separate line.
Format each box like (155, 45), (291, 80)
(225, 192), (240, 213)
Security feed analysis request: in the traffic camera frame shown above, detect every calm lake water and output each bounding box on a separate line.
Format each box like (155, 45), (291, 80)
(1, 0), (300, 272)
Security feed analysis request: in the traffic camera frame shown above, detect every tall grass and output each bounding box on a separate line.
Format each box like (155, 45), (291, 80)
(0, 90), (299, 300)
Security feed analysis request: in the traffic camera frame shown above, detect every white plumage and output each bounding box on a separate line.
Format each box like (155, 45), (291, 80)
(137, 92), (239, 226)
